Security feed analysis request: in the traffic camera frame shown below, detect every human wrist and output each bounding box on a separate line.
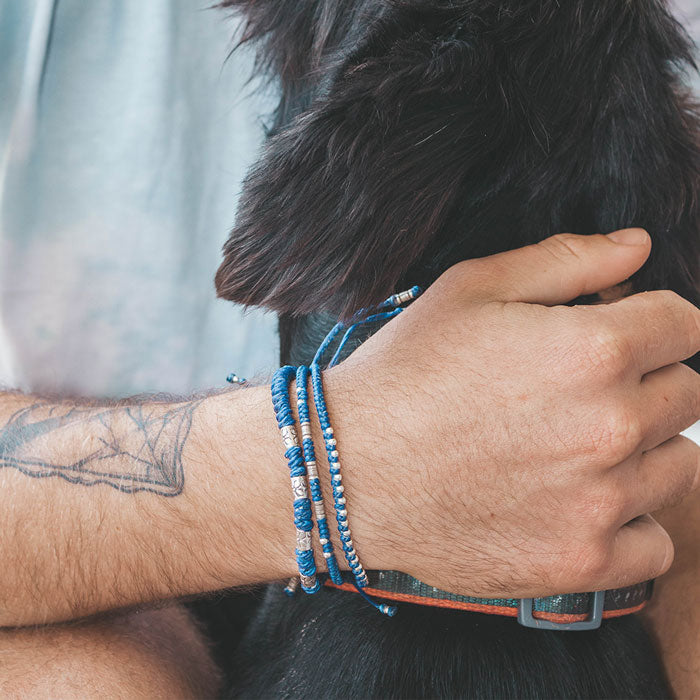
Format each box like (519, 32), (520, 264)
(305, 364), (395, 575)
(188, 387), (300, 587)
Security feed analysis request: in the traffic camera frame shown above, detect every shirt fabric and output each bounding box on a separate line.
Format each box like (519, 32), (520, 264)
(0, 0), (278, 398)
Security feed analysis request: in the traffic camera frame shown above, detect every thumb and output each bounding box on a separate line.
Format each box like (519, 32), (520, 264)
(475, 229), (651, 305)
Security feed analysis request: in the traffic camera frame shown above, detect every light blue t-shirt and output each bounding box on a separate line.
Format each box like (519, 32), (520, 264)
(0, 0), (278, 398)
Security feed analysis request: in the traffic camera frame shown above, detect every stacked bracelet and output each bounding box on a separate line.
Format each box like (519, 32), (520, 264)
(268, 287), (421, 614)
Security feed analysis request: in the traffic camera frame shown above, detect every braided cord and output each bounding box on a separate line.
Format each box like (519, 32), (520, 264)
(271, 365), (321, 594)
(296, 365), (343, 585)
(269, 287), (422, 613)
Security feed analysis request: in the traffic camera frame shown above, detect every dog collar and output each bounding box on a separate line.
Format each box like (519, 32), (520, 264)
(326, 571), (653, 631)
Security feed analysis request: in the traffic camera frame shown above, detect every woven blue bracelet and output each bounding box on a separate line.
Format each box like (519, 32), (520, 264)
(270, 287), (421, 611)
(271, 365), (321, 594)
(309, 361), (369, 588)
(296, 364), (343, 585)
(308, 286), (422, 614)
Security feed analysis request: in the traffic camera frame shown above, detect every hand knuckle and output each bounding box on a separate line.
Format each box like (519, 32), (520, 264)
(436, 261), (467, 289)
(585, 405), (642, 463)
(439, 258), (490, 294)
(653, 288), (683, 308)
(582, 326), (630, 377)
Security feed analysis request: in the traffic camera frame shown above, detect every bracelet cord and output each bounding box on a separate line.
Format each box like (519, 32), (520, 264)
(308, 286), (422, 615)
(296, 364), (343, 585)
(271, 365), (321, 594)
(271, 286), (422, 613)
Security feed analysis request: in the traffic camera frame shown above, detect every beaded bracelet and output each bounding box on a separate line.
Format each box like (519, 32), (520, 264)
(296, 364), (343, 585)
(271, 365), (320, 594)
(308, 286), (422, 613)
(309, 361), (368, 587)
(269, 287), (421, 612)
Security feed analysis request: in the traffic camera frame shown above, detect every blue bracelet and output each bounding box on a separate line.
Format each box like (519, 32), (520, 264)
(296, 364), (343, 585)
(271, 365), (321, 594)
(309, 287), (422, 614)
(309, 361), (369, 588)
(271, 287), (421, 611)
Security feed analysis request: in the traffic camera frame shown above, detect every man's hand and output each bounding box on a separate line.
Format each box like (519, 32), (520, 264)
(327, 228), (700, 598)
(2, 227), (698, 626)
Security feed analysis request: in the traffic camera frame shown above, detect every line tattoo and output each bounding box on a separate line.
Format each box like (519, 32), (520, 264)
(0, 400), (203, 496)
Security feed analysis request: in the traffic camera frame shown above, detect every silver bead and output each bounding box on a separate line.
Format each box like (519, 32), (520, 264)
(280, 425), (299, 449)
(391, 288), (416, 305)
(296, 529), (312, 550)
(300, 423), (313, 441)
(290, 475), (308, 499)
(226, 373), (247, 384)
(284, 577), (300, 595)
(300, 574), (317, 589)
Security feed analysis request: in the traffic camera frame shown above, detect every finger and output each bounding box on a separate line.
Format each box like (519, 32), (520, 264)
(468, 229), (651, 305)
(601, 290), (700, 374)
(638, 363), (700, 451)
(598, 514), (674, 590)
(613, 435), (700, 524)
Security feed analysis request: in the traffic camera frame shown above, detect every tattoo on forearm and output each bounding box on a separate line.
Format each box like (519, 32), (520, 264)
(0, 400), (202, 496)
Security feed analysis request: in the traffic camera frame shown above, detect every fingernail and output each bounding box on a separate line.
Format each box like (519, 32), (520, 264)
(606, 228), (650, 246)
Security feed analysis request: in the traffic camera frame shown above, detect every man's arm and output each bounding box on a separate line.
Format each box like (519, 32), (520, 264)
(0, 386), (300, 626)
(2, 230), (699, 628)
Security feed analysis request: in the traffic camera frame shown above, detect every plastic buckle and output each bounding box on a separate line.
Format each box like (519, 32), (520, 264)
(517, 591), (605, 631)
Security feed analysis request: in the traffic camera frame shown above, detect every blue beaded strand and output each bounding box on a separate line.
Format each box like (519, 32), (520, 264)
(312, 286), (422, 368)
(296, 365), (343, 585)
(310, 362), (369, 588)
(309, 287), (422, 614)
(271, 365), (321, 594)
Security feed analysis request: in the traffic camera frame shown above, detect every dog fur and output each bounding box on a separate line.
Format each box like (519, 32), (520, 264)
(211, 1), (700, 696)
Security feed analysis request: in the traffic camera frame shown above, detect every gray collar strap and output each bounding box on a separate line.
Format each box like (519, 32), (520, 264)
(325, 571), (653, 631)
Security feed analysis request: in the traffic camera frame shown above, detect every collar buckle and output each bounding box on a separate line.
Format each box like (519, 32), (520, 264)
(517, 591), (605, 631)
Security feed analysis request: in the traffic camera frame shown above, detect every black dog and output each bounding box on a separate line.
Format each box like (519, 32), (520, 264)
(210, 1), (700, 696)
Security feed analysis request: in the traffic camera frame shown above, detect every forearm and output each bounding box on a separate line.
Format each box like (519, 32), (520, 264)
(0, 386), (300, 626)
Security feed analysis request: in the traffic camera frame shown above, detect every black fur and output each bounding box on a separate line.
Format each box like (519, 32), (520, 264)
(212, 0), (700, 696)
(229, 586), (667, 699)
(216, 0), (700, 321)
